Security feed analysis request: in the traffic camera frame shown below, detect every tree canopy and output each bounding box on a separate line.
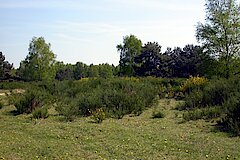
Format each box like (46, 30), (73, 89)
(18, 37), (56, 81)
(117, 35), (142, 76)
(0, 52), (13, 80)
(196, 0), (240, 78)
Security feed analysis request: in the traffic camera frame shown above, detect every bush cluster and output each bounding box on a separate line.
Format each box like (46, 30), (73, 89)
(55, 78), (161, 120)
(9, 87), (51, 114)
(6, 77), (183, 122)
(181, 77), (240, 135)
(183, 106), (222, 121)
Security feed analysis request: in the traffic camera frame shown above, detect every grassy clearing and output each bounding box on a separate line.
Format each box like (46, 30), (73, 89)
(0, 94), (239, 159)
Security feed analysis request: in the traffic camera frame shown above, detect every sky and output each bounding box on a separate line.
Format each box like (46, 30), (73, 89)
(0, 0), (206, 67)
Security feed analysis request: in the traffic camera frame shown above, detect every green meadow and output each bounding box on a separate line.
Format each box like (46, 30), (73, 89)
(0, 92), (239, 160)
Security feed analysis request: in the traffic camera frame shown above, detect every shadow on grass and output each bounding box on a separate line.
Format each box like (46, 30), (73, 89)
(212, 123), (240, 137)
(10, 110), (20, 116)
(4, 109), (20, 116)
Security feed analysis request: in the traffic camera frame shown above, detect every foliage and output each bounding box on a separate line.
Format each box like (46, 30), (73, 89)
(0, 52), (13, 80)
(117, 35), (142, 76)
(220, 93), (240, 135)
(134, 42), (164, 77)
(0, 82), (31, 90)
(196, 0), (240, 78)
(181, 78), (237, 110)
(73, 62), (88, 80)
(167, 45), (214, 78)
(55, 62), (74, 81)
(134, 44), (214, 78)
(32, 107), (49, 119)
(56, 100), (78, 122)
(55, 62), (114, 80)
(180, 76), (240, 135)
(10, 87), (51, 114)
(55, 77), (162, 120)
(152, 110), (165, 119)
(180, 76), (208, 93)
(98, 63), (114, 78)
(87, 64), (100, 77)
(18, 37), (56, 81)
(183, 106), (223, 121)
(91, 108), (106, 123)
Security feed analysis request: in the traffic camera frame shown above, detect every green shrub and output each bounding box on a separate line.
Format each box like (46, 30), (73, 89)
(91, 108), (106, 123)
(182, 90), (204, 110)
(183, 106), (223, 121)
(55, 99), (78, 122)
(32, 107), (49, 119)
(167, 76), (240, 135)
(55, 77), (160, 120)
(180, 77), (240, 136)
(0, 82), (31, 90)
(220, 94), (240, 135)
(152, 111), (165, 119)
(10, 87), (51, 114)
(181, 78), (240, 111)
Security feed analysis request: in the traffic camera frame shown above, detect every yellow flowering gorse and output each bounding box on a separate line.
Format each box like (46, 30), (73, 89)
(180, 76), (208, 92)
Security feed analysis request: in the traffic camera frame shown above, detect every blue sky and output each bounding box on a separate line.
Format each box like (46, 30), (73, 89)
(0, 0), (206, 67)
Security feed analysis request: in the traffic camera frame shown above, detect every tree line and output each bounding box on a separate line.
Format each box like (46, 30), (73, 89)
(1, 0), (240, 81)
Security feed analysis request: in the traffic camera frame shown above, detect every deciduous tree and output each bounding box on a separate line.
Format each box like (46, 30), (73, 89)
(18, 37), (56, 81)
(196, 0), (240, 78)
(117, 35), (142, 76)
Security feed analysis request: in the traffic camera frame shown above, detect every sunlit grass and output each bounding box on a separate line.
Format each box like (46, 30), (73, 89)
(0, 95), (239, 159)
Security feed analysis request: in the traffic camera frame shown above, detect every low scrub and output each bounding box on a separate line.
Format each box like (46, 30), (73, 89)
(9, 87), (51, 114)
(181, 77), (240, 135)
(183, 106), (223, 121)
(0, 82), (32, 90)
(32, 107), (49, 119)
(55, 78), (162, 120)
(181, 78), (240, 110)
(152, 111), (165, 119)
(220, 94), (240, 135)
(91, 108), (106, 123)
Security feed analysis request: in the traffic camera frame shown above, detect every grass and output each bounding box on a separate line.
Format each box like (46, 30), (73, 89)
(0, 92), (240, 159)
